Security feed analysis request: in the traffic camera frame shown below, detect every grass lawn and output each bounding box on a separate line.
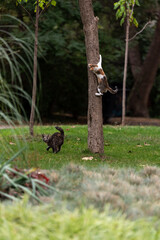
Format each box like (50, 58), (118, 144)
(0, 124), (160, 169)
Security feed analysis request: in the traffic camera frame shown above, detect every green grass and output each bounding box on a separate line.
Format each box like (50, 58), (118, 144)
(0, 197), (160, 240)
(0, 125), (160, 169)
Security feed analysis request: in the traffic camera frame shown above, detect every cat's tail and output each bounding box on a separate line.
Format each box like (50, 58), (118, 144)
(108, 86), (118, 94)
(55, 126), (64, 136)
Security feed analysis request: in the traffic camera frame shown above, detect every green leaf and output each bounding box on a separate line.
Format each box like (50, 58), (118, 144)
(116, 9), (123, 19)
(116, 9), (120, 19)
(129, 14), (134, 22)
(51, 0), (56, 6)
(114, 2), (120, 10)
(120, 5), (125, 13)
(39, 2), (44, 9)
(120, 18), (125, 26)
(135, 0), (140, 6)
(133, 18), (138, 27)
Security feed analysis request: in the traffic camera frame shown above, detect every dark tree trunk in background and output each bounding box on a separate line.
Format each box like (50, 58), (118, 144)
(128, 26), (142, 80)
(78, 0), (104, 153)
(29, 1), (39, 136)
(127, 13), (160, 117)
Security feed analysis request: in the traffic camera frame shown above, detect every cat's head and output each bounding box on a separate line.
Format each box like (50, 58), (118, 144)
(42, 134), (50, 143)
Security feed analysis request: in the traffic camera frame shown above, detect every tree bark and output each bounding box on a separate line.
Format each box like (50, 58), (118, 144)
(78, 0), (104, 153)
(29, 1), (39, 136)
(122, 15), (129, 126)
(127, 13), (160, 117)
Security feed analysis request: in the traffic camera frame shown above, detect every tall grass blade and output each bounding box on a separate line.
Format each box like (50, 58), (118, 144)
(2, 147), (26, 167)
(0, 191), (18, 201)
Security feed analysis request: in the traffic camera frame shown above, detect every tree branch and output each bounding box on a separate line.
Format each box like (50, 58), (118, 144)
(19, 3), (35, 26)
(128, 21), (152, 41)
(130, 0), (135, 19)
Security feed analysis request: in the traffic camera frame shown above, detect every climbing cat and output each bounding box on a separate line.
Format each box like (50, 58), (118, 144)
(42, 126), (64, 153)
(88, 55), (118, 96)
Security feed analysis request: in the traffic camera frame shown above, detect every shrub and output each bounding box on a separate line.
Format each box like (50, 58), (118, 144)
(0, 198), (160, 240)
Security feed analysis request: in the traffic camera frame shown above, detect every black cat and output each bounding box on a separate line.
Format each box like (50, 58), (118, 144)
(42, 126), (64, 153)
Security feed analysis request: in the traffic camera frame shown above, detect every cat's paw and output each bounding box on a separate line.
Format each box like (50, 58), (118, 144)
(114, 86), (118, 93)
(95, 93), (103, 96)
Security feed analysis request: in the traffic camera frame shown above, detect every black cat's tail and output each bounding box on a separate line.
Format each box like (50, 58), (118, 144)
(55, 126), (64, 136)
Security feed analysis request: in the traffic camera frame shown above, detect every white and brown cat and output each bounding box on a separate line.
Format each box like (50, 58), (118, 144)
(88, 55), (118, 96)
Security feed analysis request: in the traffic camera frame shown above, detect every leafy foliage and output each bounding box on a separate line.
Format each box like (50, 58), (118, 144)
(114, 0), (140, 26)
(16, 0), (56, 11)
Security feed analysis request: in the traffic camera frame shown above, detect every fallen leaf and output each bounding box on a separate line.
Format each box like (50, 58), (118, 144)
(82, 157), (93, 161)
(105, 143), (110, 146)
(144, 142), (151, 146)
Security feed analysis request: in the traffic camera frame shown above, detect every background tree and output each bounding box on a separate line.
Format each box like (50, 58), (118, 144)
(78, 0), (104, 153)
(114, 0), (139, 125)
(127, 2), (160, 117)
(17, 0), (56, 136)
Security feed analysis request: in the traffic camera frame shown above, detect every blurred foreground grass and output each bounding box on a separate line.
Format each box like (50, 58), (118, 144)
(0, 197), (160, 240)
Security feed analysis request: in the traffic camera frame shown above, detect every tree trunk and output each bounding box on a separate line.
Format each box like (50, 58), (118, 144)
(122, 15), (129, 126)
(78, 0), (104, 153)
(128, 25), (142, 80)
(127, 13), (160, 117)
(29, 1), (39, 136)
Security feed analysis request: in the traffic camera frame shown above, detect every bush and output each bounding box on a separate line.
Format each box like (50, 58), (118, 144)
(0, 198), (160, 240)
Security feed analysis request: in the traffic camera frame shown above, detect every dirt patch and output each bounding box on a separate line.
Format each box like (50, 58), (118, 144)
(108, 117), (160, 126)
